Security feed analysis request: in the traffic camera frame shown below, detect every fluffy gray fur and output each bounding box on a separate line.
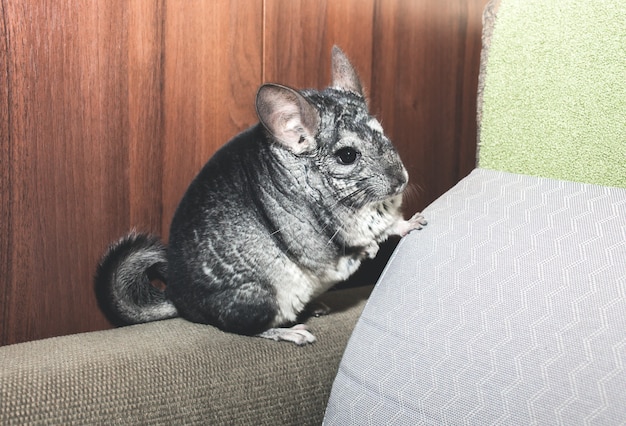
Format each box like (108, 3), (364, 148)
(94, 46), (426, 345)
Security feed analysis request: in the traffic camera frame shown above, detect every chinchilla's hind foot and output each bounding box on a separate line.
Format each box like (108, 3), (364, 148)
(257, 324), (316, 345)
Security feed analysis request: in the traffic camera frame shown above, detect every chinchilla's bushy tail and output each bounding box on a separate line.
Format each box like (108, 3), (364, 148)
(94, 232), (178, 326)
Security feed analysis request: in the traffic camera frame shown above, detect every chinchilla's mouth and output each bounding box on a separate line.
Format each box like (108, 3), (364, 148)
(385, 163), (409, 197)
(393, 179), (408, 196)
(388, 170), (409, 197)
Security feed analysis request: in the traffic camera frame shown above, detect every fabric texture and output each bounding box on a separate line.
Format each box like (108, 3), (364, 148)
(478, 0), (626, 188)
(476, 0), (500, 146)
(324, 168), (626, 425)
(0, 285), (371, 425)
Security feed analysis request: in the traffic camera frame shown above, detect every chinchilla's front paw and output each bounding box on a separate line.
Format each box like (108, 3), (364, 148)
(407, 212), (427, 231)
(392, 212), (427, 237)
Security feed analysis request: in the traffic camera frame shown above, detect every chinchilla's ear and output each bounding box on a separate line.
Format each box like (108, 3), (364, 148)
(256, 84), (320, 154)
(331, 46), (363, 96)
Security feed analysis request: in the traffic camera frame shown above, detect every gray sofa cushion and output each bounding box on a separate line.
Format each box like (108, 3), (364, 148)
(324, 168), (626, 424)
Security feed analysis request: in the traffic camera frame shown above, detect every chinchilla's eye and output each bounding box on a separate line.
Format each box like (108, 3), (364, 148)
(335, 147), (360, 165)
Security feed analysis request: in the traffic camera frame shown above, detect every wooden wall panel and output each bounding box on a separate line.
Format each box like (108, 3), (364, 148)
(128, 1), (165, 231)
(0, 0), (10, 346)
(458, 0), (490, 175)
(264, 0), (375, 94)
(0, 0), (488, 346)
(161, 0), (262, 238)
(1, 1), (133, 344)
(371, 0), (489, 214)
(0, 1), (172, 345)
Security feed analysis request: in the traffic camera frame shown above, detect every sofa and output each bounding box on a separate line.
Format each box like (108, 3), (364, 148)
(2, 0), (625, 424)
(0, 284), (372, 425)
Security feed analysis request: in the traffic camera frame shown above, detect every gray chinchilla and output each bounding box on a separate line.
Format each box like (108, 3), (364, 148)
(94, 46), (426, 345)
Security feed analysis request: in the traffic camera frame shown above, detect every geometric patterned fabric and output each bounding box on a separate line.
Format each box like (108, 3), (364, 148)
(325, 168), (626, 425)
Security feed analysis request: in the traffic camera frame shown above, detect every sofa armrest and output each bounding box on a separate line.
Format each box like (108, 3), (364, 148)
(0, 285), (372, 425)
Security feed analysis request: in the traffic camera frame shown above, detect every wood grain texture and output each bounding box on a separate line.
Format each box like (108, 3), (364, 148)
(264, 0), (374, 91)
(0, 0), (488, 346)
(161, 0), (262, 239)
(0, 0), (10, 345)
(371, 0), (489, 215)
(129, 0), (165, 232)
(458, 0), (489, 176)
(1, 1), (132, 344)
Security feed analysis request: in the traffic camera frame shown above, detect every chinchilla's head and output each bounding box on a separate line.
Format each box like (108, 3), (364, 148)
(255, 46), (409, 211)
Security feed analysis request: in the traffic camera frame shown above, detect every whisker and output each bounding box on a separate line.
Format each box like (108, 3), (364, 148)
(335, 187), (367, 210)
(402, 182), (426, 210)
(326, 227), (342, 247)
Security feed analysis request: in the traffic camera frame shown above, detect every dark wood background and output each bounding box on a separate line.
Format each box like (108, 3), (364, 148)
(0, 0), (488, 346)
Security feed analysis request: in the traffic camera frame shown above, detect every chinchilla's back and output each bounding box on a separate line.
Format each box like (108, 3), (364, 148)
(164, 124), (343, 334)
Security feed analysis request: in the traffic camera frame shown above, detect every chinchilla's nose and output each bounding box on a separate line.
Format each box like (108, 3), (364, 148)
(389, 163), (409, 195)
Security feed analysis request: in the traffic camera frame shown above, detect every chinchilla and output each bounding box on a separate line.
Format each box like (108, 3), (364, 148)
(94, 46), (426, 345)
